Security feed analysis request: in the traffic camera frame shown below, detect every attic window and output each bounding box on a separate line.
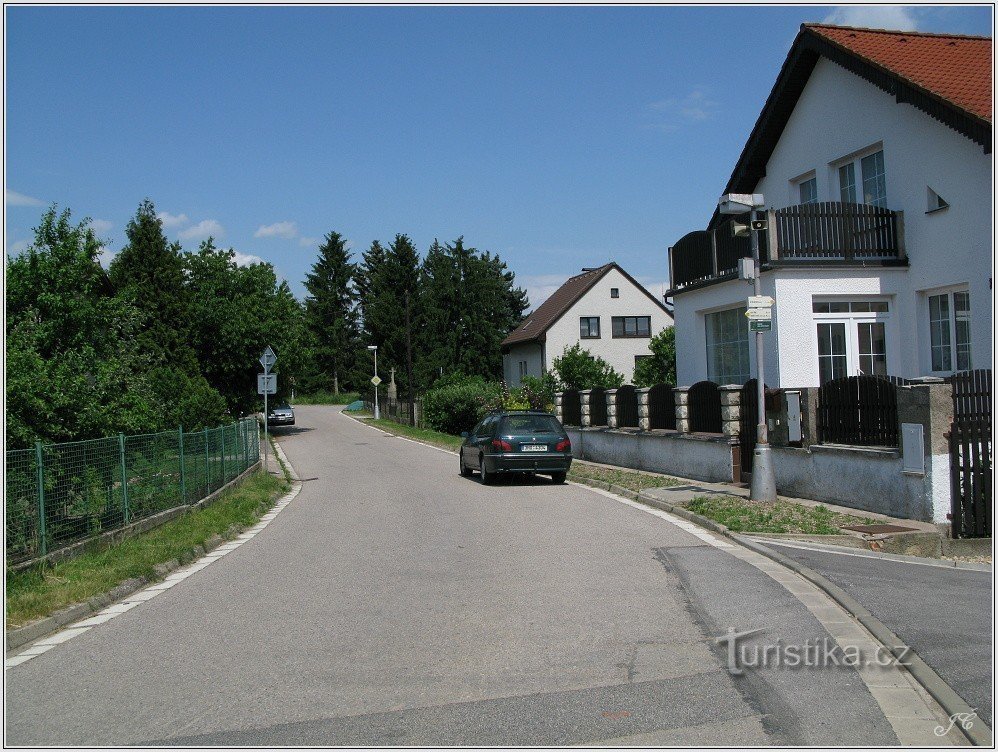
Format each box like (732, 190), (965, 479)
(927, 187), (950, 214)
(610, 288), (619, 298)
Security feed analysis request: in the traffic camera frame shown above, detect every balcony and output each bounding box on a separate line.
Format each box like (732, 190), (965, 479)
(667, 202), (906, 295)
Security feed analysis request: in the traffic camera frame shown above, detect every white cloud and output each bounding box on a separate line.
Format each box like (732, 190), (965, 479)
(518, 274), (570, 312)
(97, 246), (117, 269)
(232, 251), (265, 267)
(178, 219), (225, 241)
(157, 211), (190, 229)
(254, 221), (298, 239)
(298, 236), (318, 248)
(821, 6), (920, 31)
(648, 88), (720, 130)
(6, 189), (44, 207)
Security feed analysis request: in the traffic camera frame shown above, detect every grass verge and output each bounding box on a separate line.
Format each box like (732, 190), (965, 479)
(353, 415), (463, 451)
(686, 494), (880, 535)
(292, 391), (361, 405)
(6, 450), (290, 629)
(568, 463), (683, 492)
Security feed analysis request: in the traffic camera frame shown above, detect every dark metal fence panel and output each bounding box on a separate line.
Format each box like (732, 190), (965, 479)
(648, 384), (676, 430)
(817, 375), (898, 446)
(561, 390), (581, 426)
(688, 381), (722, 434)
(669, 230), (714, 289)
(949, 369), (992, 539)
(774, 202), (900, 260)
(740, 380), (759, 473)
(589, 388), (608, 426)
(615, 385), (639, 428)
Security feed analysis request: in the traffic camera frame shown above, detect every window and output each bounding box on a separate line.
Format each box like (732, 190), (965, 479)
(836, 149), (886, 207)
(928, 290), (971, 373)
(580, 316), (600, 339)
(813, 298), (890, 384)
(861, 150), (886, 207)
(798, 176), (818, 205)
(838, 163), (857, 204)
(610, 288), (620, 299)
(612, 316), (651, 338)
(518, 360), (528, 380)
(927, 187), (949, 213)
(705, 307), (750, 384)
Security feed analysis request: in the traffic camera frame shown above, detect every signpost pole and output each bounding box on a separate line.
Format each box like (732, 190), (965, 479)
(264, 387), (269, 475)
(749, 209), (777, 502)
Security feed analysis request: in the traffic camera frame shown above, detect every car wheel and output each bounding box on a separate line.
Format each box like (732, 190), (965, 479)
(551, 471), (567, 484)
(460, 452), (472, 477)
(480, 454), (495, 485)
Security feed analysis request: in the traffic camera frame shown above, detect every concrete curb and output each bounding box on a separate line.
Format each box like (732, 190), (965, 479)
(566, 474), (991, 747)
(743, 535), (993, 571)
(6, 460), (280, 655)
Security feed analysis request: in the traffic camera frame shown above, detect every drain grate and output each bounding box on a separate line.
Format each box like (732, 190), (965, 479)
(840, 523), (919, 534)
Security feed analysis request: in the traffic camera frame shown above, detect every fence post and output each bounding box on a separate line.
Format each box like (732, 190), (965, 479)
(554, 392), (564, 423)
(636, 388), (652, 431)
(605, 389), (619, 429)
(118, 433), (130, 524)
(674, 387), (691, 433)
(579, 390), (593, 428)
(34, 441), (47, 557)
(719, 385), (742, 438)
(220, 425), (226, 484)
(206, 429), (212, 491)
(178, 426), (187, 505)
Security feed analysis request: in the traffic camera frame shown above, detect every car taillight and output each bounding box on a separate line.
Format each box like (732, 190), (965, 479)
(555, 439), (571, 452)
(491, 439), (513, 451)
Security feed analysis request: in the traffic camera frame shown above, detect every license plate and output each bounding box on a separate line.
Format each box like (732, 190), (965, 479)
(522, 444), (547, 452)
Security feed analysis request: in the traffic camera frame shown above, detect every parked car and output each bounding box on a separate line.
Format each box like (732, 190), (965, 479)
(459, 410), (572, 484)
(267, 404), (295, 426)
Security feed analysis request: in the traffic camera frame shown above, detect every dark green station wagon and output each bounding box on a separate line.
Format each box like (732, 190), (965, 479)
(459, 411), (572, 484)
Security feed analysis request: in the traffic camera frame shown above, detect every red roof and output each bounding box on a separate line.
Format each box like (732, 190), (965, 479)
(805, 24), (992, 122)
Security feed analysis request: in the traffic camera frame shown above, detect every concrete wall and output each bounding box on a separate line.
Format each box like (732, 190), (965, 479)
(673, 56), (992, 388)
(546, 267), (674, 384)
(565, 427), (735, 483)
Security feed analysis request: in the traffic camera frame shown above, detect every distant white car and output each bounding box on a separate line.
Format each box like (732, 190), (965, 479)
(267, 404), (295, 426)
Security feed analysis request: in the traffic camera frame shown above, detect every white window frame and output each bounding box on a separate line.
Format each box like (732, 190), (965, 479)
(705, 306), (750, 384)
(811, 297), (891, 383)
(832, 144), (886, 208)
(926, 287), (971, 375)
(790, 170), (817, 205)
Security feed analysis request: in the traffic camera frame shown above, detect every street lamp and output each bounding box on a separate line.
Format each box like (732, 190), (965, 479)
(718, 192), (777, 503)
(367, 345), (380, 420)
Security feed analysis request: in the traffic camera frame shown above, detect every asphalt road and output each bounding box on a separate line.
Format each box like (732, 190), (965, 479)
(759, 540), (994, 728)
(6, 406), (899, 745)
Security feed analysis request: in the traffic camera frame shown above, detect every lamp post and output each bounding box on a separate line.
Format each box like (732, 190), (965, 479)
(367, 345), (380, 420)
(718, 192), (777, 502)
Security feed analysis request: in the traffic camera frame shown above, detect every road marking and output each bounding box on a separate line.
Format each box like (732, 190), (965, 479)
(5, 447), (303, 671)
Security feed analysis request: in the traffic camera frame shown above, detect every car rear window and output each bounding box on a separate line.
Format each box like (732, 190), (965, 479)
(499, 415), (562, 435)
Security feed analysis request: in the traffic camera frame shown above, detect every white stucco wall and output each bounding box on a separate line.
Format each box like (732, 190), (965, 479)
(674, 56), (992, 387)
(544, 267), (674, 384)
(502, 342), (545, 387)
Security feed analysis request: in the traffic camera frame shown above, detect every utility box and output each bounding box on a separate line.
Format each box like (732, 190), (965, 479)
(901, 423), (925, 475)
(786, 391), (803, 444)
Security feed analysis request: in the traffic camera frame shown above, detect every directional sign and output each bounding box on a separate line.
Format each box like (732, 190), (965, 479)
(748, 295), (775, 308)
(257, 373), (277, 395)
(259, 345), (277, 373)
(370, 375), (382, 387)
(745, 307), (773, 321)
(749, 320), (772, 332)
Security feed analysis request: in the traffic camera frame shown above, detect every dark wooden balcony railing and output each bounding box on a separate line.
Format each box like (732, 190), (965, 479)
(668, 202), (905, 294)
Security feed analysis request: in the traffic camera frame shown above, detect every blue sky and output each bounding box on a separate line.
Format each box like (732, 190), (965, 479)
(5, 4), (992, 308)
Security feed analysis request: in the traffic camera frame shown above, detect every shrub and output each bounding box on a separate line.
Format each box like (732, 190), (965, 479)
(423, 378), (502, 435)
(552, 344), (624, 390)
(518, 373), (557, 411)
(633, 327), (677, 387)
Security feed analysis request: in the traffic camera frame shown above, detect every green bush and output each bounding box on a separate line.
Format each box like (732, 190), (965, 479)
(423, 376), (502, 435)
(552, 344), (625, 390)
(633, 327), (677, 387)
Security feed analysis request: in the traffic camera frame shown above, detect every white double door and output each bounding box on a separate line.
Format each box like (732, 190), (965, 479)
(816, 318), (887, 384)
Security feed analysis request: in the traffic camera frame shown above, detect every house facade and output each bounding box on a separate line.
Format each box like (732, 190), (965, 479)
(502, 263), (674, 387)
(668, 24), (992, 388)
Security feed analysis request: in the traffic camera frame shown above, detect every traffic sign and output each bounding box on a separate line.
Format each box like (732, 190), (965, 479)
(370, 375), (382, 387)
(745, 307), (773, 320)
(257, 373), (277, 394)
(748, 295), (774, 308)
(259, 345), (277, 373)
(749, 320), (772, 332)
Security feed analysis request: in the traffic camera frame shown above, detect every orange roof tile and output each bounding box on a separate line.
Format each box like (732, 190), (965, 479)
(805, 24), (992, 122)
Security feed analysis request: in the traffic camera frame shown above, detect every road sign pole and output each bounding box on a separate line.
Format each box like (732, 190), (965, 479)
(264, 389), (269, 475)
(749, 208), (777, 503)
(373, 349), (380, 420)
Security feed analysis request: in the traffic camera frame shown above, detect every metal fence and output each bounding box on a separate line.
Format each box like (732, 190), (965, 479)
(614, 386), (639, 428)
(5, 418), (261, 566)
(949, 369), (992, 539)
(688, 380), (722, 434)
(817, 375), (899, 447)
(647, 383), (676, 430)
(561, 390), (581, 426)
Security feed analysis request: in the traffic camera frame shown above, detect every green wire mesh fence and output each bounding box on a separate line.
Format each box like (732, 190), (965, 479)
(5, 417), (260, 566)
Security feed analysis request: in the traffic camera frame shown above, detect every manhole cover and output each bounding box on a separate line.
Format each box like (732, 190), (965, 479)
(840, 524), (919, 534)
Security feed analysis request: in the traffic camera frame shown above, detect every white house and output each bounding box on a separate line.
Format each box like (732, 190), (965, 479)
(668, 24), (992, 388)
(501, 262), (674, 387)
